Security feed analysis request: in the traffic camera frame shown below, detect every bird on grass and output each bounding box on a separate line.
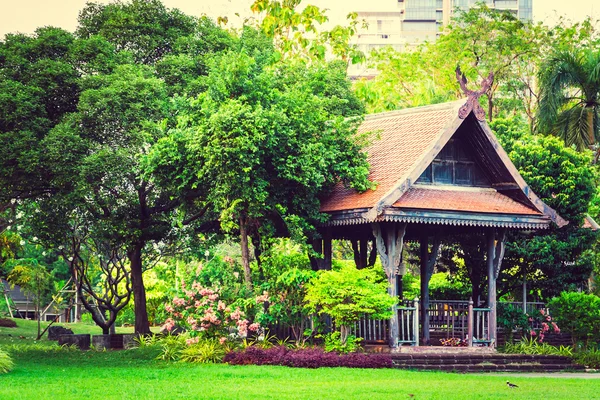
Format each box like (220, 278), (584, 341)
(506, 381), (519, 388)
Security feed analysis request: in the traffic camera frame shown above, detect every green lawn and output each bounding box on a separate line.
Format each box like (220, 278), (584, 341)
(1, 319), (599, 400)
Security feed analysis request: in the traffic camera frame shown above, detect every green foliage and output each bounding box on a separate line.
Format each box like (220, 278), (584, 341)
(548, 292), (600, 346)
(76, 0), (198, 64)
(249, 0), (365, 63)
(501, 337), (573, 357)
(0, 348), (13, 374)
(537, 48), (600, 150)
(497, 303), (529, 336)
(323, 332), (362, 354)
(178, 338), (226, 363)
(503, 134), (598, 298)
(401, 272), (469, 301)
(305, 264), (395, 344)
(572, 348), (600, 368)
(262, 267), (315, 344)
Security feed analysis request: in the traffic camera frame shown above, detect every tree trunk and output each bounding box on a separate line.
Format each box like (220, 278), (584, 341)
(340, 324), (350, 345)
(239, 215), (253, 290)
(128, 242), (151, 335)
(587, 106), (595, 147)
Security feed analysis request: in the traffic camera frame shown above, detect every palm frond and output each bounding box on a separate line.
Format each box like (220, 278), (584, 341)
(555, 105), (592, 150)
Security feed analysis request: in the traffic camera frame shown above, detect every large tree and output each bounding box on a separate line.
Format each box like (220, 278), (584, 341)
(147, 30), (372, 288)
(537, 48), (600, 152)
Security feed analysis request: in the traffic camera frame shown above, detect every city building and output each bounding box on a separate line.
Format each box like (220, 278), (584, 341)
(349, 0), (533, 77)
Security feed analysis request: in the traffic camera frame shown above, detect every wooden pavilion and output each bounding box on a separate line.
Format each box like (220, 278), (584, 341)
(315, 83), (566, 349)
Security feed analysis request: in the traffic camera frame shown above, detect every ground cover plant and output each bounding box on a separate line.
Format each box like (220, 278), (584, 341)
(224, 345), (392, 368)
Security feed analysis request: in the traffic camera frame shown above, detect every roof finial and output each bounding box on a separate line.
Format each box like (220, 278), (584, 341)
(455, 66), (493, 121)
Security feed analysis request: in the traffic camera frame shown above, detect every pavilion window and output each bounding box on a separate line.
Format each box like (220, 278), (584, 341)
(416, 138), (490, 187)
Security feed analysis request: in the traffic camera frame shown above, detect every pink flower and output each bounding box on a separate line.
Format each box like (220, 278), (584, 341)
(539, 333), (545, 343)
(163, 318), (175, 332)
(187, 316), (197, 326)
(249, 323), (260, 331)
(208, 294), (219, 301)
(552, 322), (560, 333)
(530, 330), (536, 336)
(540, 309), (545, 315)
(541, 322), (549, 332)
(165, 304), (174, 313)
(219, 337), (227, 345)
(528, 317), (533, 322)
(255, 291), (270, 303)
(546, 315), (551, 321)
(186, 337), (199, 345)
(173, 297), (186, 307)
(217, 301), (226, 311)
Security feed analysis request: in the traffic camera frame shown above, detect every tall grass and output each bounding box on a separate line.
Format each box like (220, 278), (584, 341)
(0, 348), (14, 374)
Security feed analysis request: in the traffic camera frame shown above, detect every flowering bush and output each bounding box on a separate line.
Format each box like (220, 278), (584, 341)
(163, 281), (260, 341)
(224, 346), (392, 369)
(527, 308), (560, 343)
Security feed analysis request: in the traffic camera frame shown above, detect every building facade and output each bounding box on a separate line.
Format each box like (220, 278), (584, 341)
(350, 0), (532, 76)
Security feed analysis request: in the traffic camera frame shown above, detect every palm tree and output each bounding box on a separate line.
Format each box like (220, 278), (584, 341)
(537, 49), (600, 152)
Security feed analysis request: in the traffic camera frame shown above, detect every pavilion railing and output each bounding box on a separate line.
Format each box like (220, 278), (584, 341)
(353, 299), (419, 345)
(467, 300), (492, 346)
(428, 300), (469, 340)
(352, 318), (389, 343)
(397, 299), (419, 346)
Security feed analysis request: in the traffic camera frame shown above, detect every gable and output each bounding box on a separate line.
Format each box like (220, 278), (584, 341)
(416, 136), (491, 187)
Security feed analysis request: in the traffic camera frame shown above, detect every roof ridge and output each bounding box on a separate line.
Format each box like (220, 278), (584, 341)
(363, 99), (466, 122)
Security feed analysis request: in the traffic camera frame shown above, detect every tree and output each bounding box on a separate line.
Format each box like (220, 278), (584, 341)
(304, 264), (395, 344)
(500, 134), (597, 298)
(355, 4), (548, 120)
(6, 261), (51, 340)
(148, 34), (372, 288)
(537, 48), (600, 151)
(76, 0), (198, 65)
(249, 0), (365, 63)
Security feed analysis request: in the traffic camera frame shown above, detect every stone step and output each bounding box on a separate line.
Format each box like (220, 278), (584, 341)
(393, 363), (584, 372)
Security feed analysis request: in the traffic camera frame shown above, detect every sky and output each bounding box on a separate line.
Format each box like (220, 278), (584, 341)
(0, 0), (598, 39)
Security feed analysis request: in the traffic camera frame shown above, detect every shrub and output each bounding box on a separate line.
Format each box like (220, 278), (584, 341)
(323, 332), (362, 354)
(0, 318), (17, 328)
(224, 346), (392, 369)
(497, 303), (529, 339)
(304, 264), (395, 345)
(0, 348), (13, 374)
(163, 283), (261, 341)
(548, 292), (600, 347)
(572, 348), (600, 369)
(178, 339), (226, 363)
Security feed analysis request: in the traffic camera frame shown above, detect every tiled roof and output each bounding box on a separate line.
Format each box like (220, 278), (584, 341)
(320, 101), (462, 212)
(393, 187), (541, 215)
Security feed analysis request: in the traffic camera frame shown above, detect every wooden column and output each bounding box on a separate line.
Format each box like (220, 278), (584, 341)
(323, 229), (332, 271)
(419, 236), (430, 345)
(486, 228), (505, 348)
(372, 222), (406, 348)
(419, 235), (441, 346)
(359, 239), (368, 269)
(486, 229), (496, 346)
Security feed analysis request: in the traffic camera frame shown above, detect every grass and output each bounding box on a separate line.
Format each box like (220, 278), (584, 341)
(1, 318), (599, 400)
